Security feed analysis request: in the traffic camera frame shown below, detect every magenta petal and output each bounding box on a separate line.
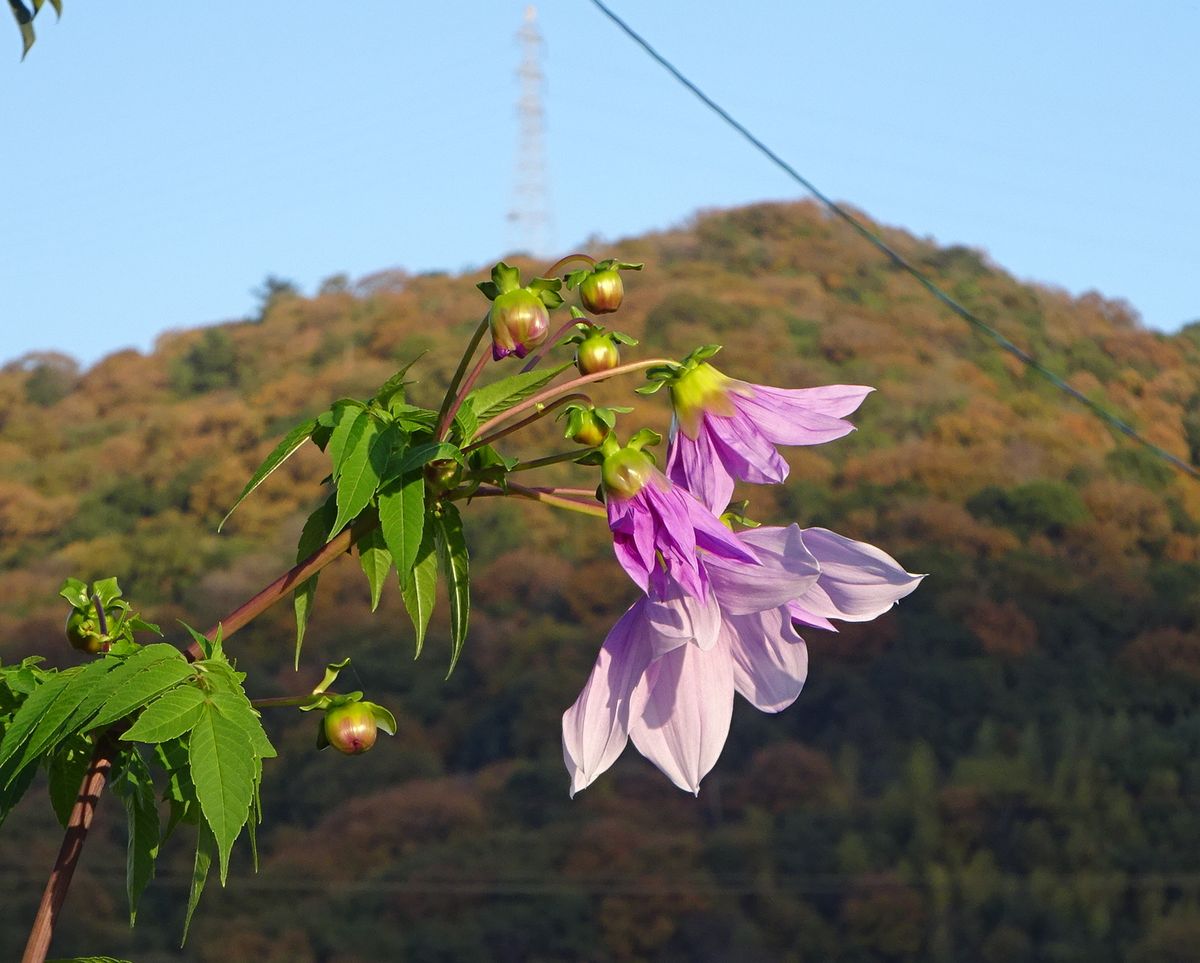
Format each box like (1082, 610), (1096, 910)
(706, 524), (822, 615)
(726, 608), (809, 713)
(705, 412), (790, 485)
(629, 640), (735, 795)
(562, 600), (653, 796)
(606, 496), (656, 592)
(797, 527), (925, 621)
(666, 420), (735, 514)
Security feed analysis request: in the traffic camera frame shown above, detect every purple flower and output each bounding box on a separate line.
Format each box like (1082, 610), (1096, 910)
(665, 362), (873, 512)
(563, 525), (922, 795)
(602, 444), (756, 600)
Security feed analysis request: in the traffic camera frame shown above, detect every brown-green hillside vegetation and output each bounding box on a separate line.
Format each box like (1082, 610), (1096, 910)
(2, 199), (1199, 962)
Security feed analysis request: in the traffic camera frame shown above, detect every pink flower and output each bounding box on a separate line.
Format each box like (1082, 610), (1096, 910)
(665, 361), (873, 512)
(563, 526), (922, 795)
(602, 443), (756, 600)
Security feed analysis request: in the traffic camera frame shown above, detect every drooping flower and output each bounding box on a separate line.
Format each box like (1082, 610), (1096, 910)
(664, 360), (873, 512)
(601, 440), (756, 600)
(563, 524), (922, 796)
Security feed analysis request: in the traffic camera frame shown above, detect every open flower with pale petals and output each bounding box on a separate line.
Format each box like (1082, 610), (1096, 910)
(563, 525), (922, 796)
(665, 360), (873, 512)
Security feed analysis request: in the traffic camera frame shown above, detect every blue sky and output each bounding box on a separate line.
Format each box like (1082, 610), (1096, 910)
(3, 2), (1198, 368)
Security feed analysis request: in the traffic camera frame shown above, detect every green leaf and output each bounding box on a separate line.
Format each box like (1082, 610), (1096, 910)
(355, 524), (392, 612)
(47, 735), (93, 827)
(155, 738), (197, 842)
(293, 495), (336, 669)
(189, 701), (256, 884)
(9, 0), (34, 59)
(122, 686), (207, 744)
(67, 644), (187, 733)
(434, 504), (470, 676)
(372, 357), (420, 409)
(92, 577), (122, 609)
(0, 755), (37, 828)
(0, 671), (72, 777)
(401, 521), (438, 658)
(88, 652), (193, 731)
(111, 747), (159, 925)
(209, 690), (276, 761)
(219, 418), (316, 531)
(387, 440), (464, 480)
(325, 402), (367, 475)
(467, 362), (572, 423)
(181, 819), (217, 945)
(58, 577), (89, 609)
(330, 418), (391, 536)
(378, 470), (425, 590)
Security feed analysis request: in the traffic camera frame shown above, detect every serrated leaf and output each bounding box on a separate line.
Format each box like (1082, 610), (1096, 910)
(0, 756), (37, 829)
(467, 362), (573, 423)
(181, 819), (217, 945)
(401, 521), (438, 658)
(293, 495), (336, 669)
(7, 659), (114, 785)
(88, 653), (193, 731)
(112, 746), (159, 925)
(325, 402), (367, 473)
(209, 690), (276, 761)
(330, 418), (391, 536)
(372, 357), (420, 408)
(387, 440), (464, 480)
(378, 471), (424, 590)
(0, 670), (72, 777)
(47, 735), (94, 828)
(219, 418), (315, 531)
(355, 525), (392, 612)
(189, 702), (256, 884)
(434, 504), (470, 676)
(66, 644), (185, 734)
(122, 686), (207, 744)
(155, 738), (197, 843)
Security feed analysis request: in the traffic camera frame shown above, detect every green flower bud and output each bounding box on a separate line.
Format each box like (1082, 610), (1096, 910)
(424, 458), (463, 495)
(601, 446), (655, 499)
(579, 268), (624, 314)
(489, 289), (550, 361)
(576, 332), (621, 375)
(65, 609), (105, 654)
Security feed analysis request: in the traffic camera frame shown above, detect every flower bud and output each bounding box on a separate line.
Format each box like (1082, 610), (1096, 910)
(424, 458), (463, 495)
(601, 447), (655, 499)
(489, 289), (550, 360)
(65, 609), (105, 654)
(579, 269), (624, 314)
(323, 703), (378, 755)
(576, 332), (621, 375)
(569, 409), (609, 448)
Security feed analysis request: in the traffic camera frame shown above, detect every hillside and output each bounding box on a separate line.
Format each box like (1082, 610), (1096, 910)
(2, 200), (1200, 962)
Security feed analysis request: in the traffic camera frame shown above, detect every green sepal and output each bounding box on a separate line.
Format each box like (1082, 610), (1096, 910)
(483, 261), (522, 298)
(563, 269), (590, 290)
(721, 500), (762, 530)
(367, 701), (397, 736)
(627, 428), (662, 451)
(58, 577), (89, 609)
(311, 658), (351, 696)
(92, 577), (122, 610)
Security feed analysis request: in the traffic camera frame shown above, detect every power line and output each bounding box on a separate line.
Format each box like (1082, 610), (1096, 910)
(586, 0), (1200, 482)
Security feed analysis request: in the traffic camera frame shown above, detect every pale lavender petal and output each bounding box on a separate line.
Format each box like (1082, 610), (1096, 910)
(798, 527), (925, 621)
(725, 608), (810, 713)
(666, 419), (735, 514)
(680, 488), (758, 566)
(629, 641), (735, 795)
(734, 383), (873, 447)
(787, 602), (838, 632)
(705, 524), (821, 615)
(562, 601), (653, 796)
(645, 574), (723, 656)
(705, 411), (790, 485)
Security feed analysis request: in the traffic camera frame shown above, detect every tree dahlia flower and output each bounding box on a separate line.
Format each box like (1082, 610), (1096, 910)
(602, 442), (756, 600)
(563, 525), (922, 795)
(665, 361), (873, 512)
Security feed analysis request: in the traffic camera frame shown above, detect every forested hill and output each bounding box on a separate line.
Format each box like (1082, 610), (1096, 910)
(2, 200), (1199, 962)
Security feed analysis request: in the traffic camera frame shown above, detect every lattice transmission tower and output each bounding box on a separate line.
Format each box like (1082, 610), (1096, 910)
(508, 5), (554, 257)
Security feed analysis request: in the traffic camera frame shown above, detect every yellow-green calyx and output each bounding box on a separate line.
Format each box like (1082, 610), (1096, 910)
(601, 447), (655, 499)
(670, 363), (736, 438)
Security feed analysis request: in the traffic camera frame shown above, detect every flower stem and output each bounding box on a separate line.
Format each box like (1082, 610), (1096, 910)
(520, 317), (580, 373)
(474, 358), (673, 440)
(543, 252), (596, 277)
(491, 481), (607, 519)
(437, 352), (489, 441)
(251, 693), (341, 709)
(434, 313), (489, 439)
(464, 393), (590, 453)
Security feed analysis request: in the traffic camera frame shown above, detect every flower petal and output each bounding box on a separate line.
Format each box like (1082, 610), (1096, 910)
(666, 419), (736, 515)
(645, 573), (723, 655)
(705, 411), (790, 485)
(629, 640), (735, 795)
(797, 527), (924, 621)
(726, 608), (810, 713)
(706, 524), (821, 615)
(787, 602), (838, 632)
(735, 383), (873, 446)
(606, 495), (656, 592)
(562, 600), (655, 797)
